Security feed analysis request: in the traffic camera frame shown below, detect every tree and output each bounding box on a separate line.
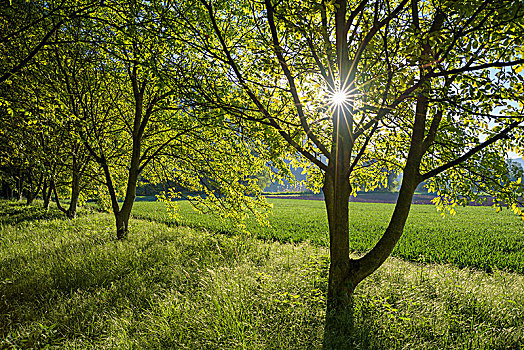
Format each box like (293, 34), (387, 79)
(0, 76), (50, 205)
(44, 0), (269, 239)
(170, 0), (524, 339)
(0, 0), (102, 85)
(0, 0), (107, 214)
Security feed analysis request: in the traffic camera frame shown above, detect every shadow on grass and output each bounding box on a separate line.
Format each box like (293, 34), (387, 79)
(0, 224), (229, 342)
(0, 201), (65, 225)
(322, 303), (375, 350)
(0, 246), (151, 345)
(132, 213), (240, 238)
(0, 201), (94, 225)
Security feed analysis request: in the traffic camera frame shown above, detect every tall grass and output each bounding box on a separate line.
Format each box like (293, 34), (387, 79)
(1, 200), (524, 349)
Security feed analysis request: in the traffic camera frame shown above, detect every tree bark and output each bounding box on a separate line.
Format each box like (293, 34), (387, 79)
(323, 169), (353, 313)
(42, 178), (52, 209)
(66, 155), (81, 219)
(322, 167), (356, 347)
(100, 157), (139, 240)
(322, 160), (421, 348)
(25, 172), (42, 206)
(17, 171), (23, 201)
(115, 209), (131, 240)
(114, 145), (140, 240)
(52, 179), (67, 215)
(111, 64), (146, 240)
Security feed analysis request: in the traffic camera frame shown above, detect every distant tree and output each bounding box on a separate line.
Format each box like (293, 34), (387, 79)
(0, 0), (107, 215)
(170, 0), (524, 339)
(506, 159), (524, 183)
(0, 72), (54, 205)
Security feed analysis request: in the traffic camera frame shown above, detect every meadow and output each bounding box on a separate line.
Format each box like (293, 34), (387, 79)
(1, 199), (524, 349)
(132, 198), (524, 273)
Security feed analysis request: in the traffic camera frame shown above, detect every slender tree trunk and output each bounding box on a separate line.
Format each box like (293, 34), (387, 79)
(52, 179), (67, 214)
(26, 173), (43, 206)
(111, 64), (147, 240)
(100, 159), (137, 240)
(42, 178), (52, 210)
(66, 182), (80, 219)
(115, 149), (140, 240)
(66, 155), (80, 219)
(42, 178), (48, 201)
(80, 62), (149, 240)
(17, 172), (23, 201)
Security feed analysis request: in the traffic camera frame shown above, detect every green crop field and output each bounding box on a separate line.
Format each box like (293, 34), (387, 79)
(132, 198), (524, 273)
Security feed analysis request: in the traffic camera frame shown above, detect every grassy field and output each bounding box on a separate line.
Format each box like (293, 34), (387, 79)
(1, 200), (524, 349)
(132, 198), (524, 273)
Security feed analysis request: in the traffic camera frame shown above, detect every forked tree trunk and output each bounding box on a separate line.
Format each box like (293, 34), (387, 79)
(102, 156), (139, 240)
(322, 167), (420, 348)
(52, 179), (68, 215)
(323, 169), (352, 313)
(114, 159), (139, 240)
(66, 186), (80, 219)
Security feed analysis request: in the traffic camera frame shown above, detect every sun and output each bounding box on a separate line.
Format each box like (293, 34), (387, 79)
(331, 90), (347, 105)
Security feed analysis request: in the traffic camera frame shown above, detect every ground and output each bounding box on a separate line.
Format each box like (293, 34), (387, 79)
(1, 199), (523, 349)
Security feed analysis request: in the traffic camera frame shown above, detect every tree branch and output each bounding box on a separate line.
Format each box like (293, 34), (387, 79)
(421, 119), (523, 181)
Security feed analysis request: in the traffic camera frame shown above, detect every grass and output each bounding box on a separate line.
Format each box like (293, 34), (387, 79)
(131, 199), (524, 273)
(1, 202), (325, 349)
(1, 200), (524, 349)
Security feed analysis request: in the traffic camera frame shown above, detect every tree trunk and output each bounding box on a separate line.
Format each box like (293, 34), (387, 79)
(323, 170), (353, 313)
(17, 172), (23, 201)
(8, 182), (13, 200)
(25, 173), (43, 206)
(322, 168), (355, 348)
(115, 209), (131, 240)
(115, 159), (139, 239)
(66, 156), (81, 219)
(42, 179), (52, 210)
(100, 158), (138, 240)
(66, 185), (80, 219)
(25, 171), (33, 205)
(52, 179), (67, 215)
(322, 168), (420, 348)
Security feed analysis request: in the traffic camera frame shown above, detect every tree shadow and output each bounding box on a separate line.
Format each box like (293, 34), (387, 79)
(322, 305), (376, 349)
(0, 201), (80, 225)
(0, 237), (139, 343)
